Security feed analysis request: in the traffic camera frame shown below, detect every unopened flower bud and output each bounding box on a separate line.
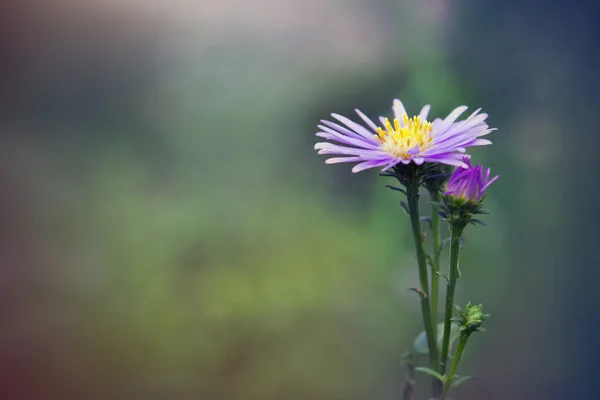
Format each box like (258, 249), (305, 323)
(445, 158), (499, 204)
(454, 302), (490, 335)
(437, 159), (499, 228)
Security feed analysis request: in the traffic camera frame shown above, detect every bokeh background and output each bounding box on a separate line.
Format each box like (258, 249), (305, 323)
(1, 0), (597, 399)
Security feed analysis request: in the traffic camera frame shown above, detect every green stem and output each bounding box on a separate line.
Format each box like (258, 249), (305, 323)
(429, 189), (442, 335)
(442, 334), (469, 399)
(448, 334), (469, 379)
(439, 223), (465, 377)
(406, 182), (439, 385)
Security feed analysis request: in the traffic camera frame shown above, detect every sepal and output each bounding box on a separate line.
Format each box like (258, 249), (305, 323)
(437, 194), (490, 229)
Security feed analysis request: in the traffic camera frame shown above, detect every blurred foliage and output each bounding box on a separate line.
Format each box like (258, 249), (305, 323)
(2, 0), (592, 399)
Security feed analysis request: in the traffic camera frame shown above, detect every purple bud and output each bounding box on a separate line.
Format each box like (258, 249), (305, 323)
(445, 158), (499, 203)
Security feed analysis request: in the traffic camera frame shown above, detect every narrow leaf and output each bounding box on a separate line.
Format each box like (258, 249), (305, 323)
(400, 201), (410, 215)
(420, 216), (432, 230)
(386, 185), (407, 195)
(470, 218), (487, 227)
(414, 367), (446, 383)
(449, 375), (476, 390)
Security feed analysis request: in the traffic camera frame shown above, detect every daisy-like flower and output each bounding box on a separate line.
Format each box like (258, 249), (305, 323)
(314, 99), (495, 173)
(444, 158), (499, 203)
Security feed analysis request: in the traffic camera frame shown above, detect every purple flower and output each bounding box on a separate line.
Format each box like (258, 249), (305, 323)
(314, 99), (495, 173)
(444, 158), (499, 203)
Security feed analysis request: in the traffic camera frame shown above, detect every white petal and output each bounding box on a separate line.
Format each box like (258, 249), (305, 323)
(331, 113), (378, 141)
(393, 99), (408, 124)
(325, 156), (363, 164)
(317, 125), (379, 149)
(354, 109), (379, 133)
(436, 106), (468, 134)
(320, 120), (366, 142)
(351, 158), (395, 173)
(419, 105), (431, 120)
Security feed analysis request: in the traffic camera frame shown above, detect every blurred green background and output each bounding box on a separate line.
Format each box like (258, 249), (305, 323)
(1, 0), (596, 399)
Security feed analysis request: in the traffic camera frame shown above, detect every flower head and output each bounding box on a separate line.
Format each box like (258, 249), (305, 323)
(314, 99), (495, 173)
(453, 302), (490, 335)
(445, 159), (499, 203)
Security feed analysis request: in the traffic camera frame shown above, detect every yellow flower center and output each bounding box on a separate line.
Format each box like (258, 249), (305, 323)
(376, 114), (434, 159)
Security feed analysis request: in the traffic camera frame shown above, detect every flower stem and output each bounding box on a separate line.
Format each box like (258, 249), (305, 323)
(439, 223), (465, 377)
(441, 334), (469, 399)
(405, 182), (439, 382)
(448, 334), (468, 379)
(429, 189), (442, 334)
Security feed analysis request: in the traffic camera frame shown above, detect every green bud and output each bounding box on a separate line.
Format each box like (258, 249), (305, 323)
(455, 302), (490, 335)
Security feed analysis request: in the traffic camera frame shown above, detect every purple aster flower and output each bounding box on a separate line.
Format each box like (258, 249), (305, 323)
(444, 158), (499, 203)
(314, 99), (495, 173)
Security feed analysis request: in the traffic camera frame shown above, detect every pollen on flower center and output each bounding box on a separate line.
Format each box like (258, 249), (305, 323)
(376, 113), (434, 159)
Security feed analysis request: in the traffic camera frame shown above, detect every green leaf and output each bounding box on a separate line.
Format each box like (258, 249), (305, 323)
(413, 329), (429, 355)
(414, 367), (445, 383)
(400, 201), (410, 215)
(413, 322), (461, 355)
(449, 375), (475, 390)
(420, 216), (432, 229)
(470, 218), (487, 227)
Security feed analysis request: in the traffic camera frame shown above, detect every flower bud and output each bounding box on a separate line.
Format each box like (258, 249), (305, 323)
(445, 158), (498, 203)
(436, 158), (499, 227)
(453, 302), (490, 335)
